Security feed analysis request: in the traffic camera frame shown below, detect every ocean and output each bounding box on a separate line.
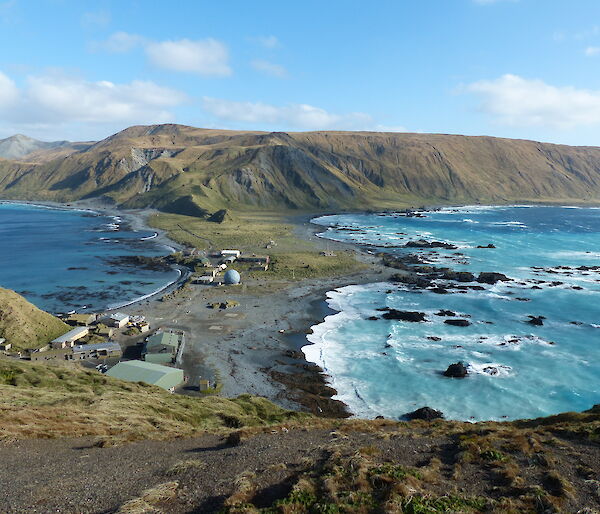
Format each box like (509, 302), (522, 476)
(307, 205), (600, 421)
(0, 202), (180, 314)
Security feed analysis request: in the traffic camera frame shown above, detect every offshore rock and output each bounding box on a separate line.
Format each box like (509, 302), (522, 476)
(444, 362), (468, 378)
(380, 309), (427, 322)
(444, 319), (471, 327)
(405, 406), (445, 421)
(477, 272), (510, 284)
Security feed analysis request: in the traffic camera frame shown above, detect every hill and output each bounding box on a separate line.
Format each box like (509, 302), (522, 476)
(0, 134), (89, 162)
(0, 358), (598, 512)
(0, 287), (69, 351)
(0, 358), (303, 442)
(2, 125), (600, 214)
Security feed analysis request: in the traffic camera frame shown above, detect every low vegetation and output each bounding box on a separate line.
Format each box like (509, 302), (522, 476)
(151, 210), (366, 281)
(0, 358), (305, 442)
(0, 287), (69, 351)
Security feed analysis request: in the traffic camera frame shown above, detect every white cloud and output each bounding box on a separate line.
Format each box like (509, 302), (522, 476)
(585, 46), (600, 56)
(250, 59), (287, 78)
(146, 38), (231, 76)
(0, 71), (18, 106)
(467, 74), (600, 129)
(254, 35), (280, 48)
(93, 31), (147, 53)
(202, 97), (374, 130)
(0, 70), (186, 135)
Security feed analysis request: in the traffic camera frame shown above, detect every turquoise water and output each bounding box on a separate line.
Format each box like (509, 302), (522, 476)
(0, 202), (179, 314)
(308, 206), (600, 421)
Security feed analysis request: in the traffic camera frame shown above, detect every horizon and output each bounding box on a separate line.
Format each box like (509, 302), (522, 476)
(1, 1), (600, 145)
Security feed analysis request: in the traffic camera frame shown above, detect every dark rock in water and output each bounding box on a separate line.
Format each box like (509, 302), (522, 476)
(531, 285), (543, 290)
(527, 315), (545, 326)
(477, 272), (510, 284)
(442, 270), (475, 282)
(444, 362), (468, 378)
(435, 309), (456, 317)
(381, 309), (427, 322)
(404, 239), (458, 250)
(430, 287), (449, 294)
(444, 319), (471, 327)
(391, 273), (432, 288)
(515, 297), (530, 302)
(405, 406), (444, 421)
(427, 336), (442, 341)
(375, 415), (385, 420)
(476, 243), (496, 249)
(367, 316), (379, 321)
(570, 321), (583, 325)
(482, 366), (500, 376)
(572, 286), (583, 290)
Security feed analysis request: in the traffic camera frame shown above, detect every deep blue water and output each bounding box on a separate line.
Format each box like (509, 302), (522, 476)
(0, 202), (179, 313)
(307, 206), (600, 421)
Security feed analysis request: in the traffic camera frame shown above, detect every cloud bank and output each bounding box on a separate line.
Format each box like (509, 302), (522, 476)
(467, 74), (600, 129)
(0, 70), (186, 137)
(202, 97), (378, 130)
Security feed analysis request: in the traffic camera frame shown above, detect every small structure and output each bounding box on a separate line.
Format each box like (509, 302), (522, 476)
(51, 326), (89, 349)
(0, 339), (11, 351)
(64, 313), (97, 326)
(72, 341), (122, 360)
(94, 324), (115, 338)
(197, 257), (211, 267)
(199, 379), (211, 391)
(239, 254), (270, 270)
(223, 269), (241, 285)
(222, 255), (237, 265)
(138, 322), (151, 333)
(221, 250), (241, 258)
(143, 330), (184, 365)
(106, 360), (184, 391)
(103, 312), (130, 328)
(30, 347), (72, 361)
(193, 274), (214, 284)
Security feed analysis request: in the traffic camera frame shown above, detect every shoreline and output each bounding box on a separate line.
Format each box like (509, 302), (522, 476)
(0, 198), (191, 314)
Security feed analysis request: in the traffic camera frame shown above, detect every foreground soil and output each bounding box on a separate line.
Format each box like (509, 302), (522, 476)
(1, 412), (599, 513)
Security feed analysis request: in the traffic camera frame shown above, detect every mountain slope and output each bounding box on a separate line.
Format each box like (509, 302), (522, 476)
(2, 125), (600, 213)
(0, 134), (82, 161)
(0, 287), (69, 351)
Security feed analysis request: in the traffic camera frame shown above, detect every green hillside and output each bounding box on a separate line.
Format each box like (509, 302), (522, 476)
(3, 125), (600, 215)
(0, 287), (69, 351)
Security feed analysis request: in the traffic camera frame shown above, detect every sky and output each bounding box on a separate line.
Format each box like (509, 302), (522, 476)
(1, 0), (600, 145)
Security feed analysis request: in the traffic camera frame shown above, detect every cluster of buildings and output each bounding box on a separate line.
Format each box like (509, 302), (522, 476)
(27, 311), (148, 363)
(191, 249), (270, 285)
(103, 329), (186, 392)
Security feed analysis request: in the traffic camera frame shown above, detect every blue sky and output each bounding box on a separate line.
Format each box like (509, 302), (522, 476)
(1, 0), (600, 144)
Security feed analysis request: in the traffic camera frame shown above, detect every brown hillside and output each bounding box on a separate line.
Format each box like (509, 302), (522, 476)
(2, 125), (600, 212)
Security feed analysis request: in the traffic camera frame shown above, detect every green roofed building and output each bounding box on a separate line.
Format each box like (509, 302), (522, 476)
(142, 330), (184, 365)
(106, 360), (184, 391)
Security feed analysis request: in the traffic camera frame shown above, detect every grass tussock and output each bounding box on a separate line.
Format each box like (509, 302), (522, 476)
(117, 481), (179, 513)
(0, 359), (306, 441)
